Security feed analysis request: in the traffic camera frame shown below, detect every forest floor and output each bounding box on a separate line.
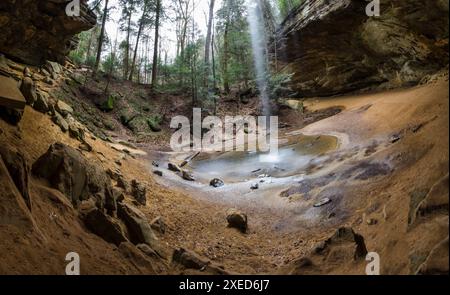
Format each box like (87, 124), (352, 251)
(0, 60), (448, 274)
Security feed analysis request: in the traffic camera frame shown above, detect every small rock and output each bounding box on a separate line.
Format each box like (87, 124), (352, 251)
(23, 67), (32, 78)
(168, 162), (181, 172)
(367, 218), (378, 226)
(251, 183), (259, 190)
(152, 161), (159, 167)
(390, 134), (402, 144)
(81, 208), (127, 246)
(136, 243), (158, 258)
(313, 197), (332, 208)
(52, 112), (68, 132)
(172, 248), (209, 270)
(117, 175), (130, 192)
(131, 180), (147, 205)
(20, 77), (37, 105)
(33, 91), (49, 113)
(150, 216), (166, 234)
(210, 178), (224, 188)
(69, 124), (85, 142)
(153, 170), (163, 177)
(78, 142), (93, 152)
(115, 159), (122, 166)
(226, 209), (248, 233)
(106, 168), (122, 181)
(55, 100), (73, 118)
(182, 170), (195, 181)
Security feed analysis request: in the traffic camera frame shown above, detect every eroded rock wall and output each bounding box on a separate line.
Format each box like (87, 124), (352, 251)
(276, 0), (449, 97)
(0, 0), (96, 65)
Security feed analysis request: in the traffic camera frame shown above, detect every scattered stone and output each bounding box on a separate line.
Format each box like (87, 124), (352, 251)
(226, 209), (248, 233)
(78, 142), (93, 152)
(314, 227), (368, 260)
(168, 162), (181, 172)
(106, 168), (122, 181)
(153, 170), (163, 177)
(117, 203), (158, 246)
(69, 124), (85, 142)
(182, 170), (195, 181)
(23, 67), (32, 78)
(52, 112), (68, 132)
(390, 133), (402, 143)
(81, 207), (127, 245)
(19, 77), (37, 106)
(367, 218), (378, 226)
(55, 100), (73, 117)
(33, 91), (49, 113)
(117, 175), (130, 192)
(131, 180), (147, 205)
(313, 197), (332, 208)
(137, 243), (158, 258)
(150, 216), (166, 234)
(172, 248), (209, 270)
(210, 178), (224, 188)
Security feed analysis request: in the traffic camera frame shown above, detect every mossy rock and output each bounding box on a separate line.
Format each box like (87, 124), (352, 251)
(147, 117), (162, 132)
(101, 95), (115, 112)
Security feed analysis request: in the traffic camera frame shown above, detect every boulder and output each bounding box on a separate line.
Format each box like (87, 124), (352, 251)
(19, 77), (37, 106)
(210, 178), (224, 188)
(182, 170), (195, 181)
(226, 209), (248, 233)
(81, 207), (127, 245)
(33, 91), (49, 113)
(32, 143), (116, 212)
(117, 203), (158, 247)
(168, 162), (181, 172)
(0, 145), (32, 211)
(131, 180), (147, 206)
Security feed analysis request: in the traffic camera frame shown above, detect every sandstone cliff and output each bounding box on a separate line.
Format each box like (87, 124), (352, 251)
(0, 0), (96, 65)
(276, 0), (449, 97)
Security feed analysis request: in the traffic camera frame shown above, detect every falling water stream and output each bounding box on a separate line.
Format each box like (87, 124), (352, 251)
(246, 0), (271, 116)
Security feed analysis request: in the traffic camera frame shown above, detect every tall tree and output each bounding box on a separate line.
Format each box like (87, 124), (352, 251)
(151, 0), (162, 88)
(204, 0), (216, 87)
(119, 0), (137, 79)
(129, 0), (150, 81)
(93, 0), (110, 76)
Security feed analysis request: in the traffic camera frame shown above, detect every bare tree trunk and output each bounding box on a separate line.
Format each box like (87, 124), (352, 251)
(204, 0), (215, 87)
(124, 12), (132, 79)
(128, 2), (148, 81)
(151, 0), (162, 88)
(93, 0), (109, 76)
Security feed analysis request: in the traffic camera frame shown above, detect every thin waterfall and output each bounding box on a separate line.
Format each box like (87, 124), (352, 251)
(246, 0), (271, 116)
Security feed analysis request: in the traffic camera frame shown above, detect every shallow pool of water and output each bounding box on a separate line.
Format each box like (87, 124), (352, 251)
(188, 135), (338, 183)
